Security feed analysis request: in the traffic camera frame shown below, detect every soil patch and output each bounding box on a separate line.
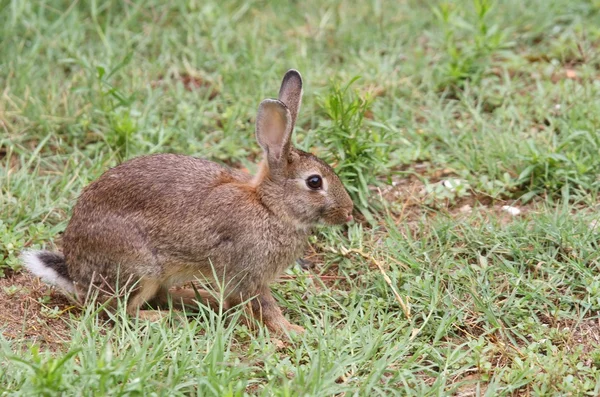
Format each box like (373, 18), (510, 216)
(0, 272), (77, 351)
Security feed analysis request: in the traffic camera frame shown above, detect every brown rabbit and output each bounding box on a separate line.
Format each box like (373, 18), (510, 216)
(21, 70), (354, 334)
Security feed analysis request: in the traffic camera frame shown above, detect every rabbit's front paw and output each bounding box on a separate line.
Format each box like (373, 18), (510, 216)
(285, 323), (305, 334)
(267, 318), (305, 336)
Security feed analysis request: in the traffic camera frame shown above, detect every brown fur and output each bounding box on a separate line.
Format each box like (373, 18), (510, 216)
(23, 70), (354, 335)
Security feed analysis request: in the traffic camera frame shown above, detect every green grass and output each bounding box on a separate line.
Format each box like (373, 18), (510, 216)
(3, 0), (600, 394)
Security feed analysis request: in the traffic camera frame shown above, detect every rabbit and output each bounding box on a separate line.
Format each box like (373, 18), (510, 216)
(21, 69), (354, 335)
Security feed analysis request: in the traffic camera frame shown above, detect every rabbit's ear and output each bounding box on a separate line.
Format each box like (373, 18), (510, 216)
(256, 99), (292, 164)
(278, 69), (303, 131)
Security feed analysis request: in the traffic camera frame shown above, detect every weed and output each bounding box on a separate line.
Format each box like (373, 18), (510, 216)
(517, 128), (600, 202)
(432, 0), (512, 91)
(307, 76), (392, 220)
(92, 56), (138, 158)
(423, 178), (472, 208)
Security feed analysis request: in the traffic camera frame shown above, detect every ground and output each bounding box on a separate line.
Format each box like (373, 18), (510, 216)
(2, 0), (600, 395)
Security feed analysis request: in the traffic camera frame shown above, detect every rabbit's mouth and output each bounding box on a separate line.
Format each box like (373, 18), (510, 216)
(321, 209), (354, 225)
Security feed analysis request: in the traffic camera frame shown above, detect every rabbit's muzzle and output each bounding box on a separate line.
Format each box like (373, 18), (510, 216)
(323, 206), (354, 225)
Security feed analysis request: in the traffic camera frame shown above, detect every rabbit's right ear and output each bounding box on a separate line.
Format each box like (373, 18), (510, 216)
(278, 69), (303, 131)
(256, 99), (292, 165)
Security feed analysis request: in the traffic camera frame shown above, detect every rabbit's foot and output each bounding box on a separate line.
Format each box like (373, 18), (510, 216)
(136, 310), (166, 321)
(265, 317), (305, 336)
(284, 322), (305, 334)
(237, 288), (305, 336)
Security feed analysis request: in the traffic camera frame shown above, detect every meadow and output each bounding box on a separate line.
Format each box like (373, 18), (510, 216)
(2, 0), (600, 395)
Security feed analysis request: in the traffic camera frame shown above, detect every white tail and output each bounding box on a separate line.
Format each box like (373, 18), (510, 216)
(21, 250), (76, 294)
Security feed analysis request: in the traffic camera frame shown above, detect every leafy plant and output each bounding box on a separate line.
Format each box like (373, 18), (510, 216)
(517, 130), (600, 202)
(423, 179), (472, 208)
(90, 54), (137, 158)
(9, 346), (81, 397)
(432, 0), (512, 91)
(474, 172), (519, 199)
(0, 221), (55, 277)
(309, 77), (392, 220)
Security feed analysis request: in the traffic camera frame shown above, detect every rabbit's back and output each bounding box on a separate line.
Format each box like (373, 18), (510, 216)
(74, 153), (249, 211)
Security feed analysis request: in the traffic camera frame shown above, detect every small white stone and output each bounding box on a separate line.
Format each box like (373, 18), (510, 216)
(501, 205), (521, 216)
(441, 179), (461, 192)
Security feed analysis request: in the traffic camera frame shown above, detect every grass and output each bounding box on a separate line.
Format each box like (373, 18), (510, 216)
(2, 0), (600, 394)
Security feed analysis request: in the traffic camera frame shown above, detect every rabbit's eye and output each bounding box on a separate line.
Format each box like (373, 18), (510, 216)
(306, 175), (323, 190)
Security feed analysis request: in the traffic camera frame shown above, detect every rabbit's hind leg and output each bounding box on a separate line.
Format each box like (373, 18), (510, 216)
(126, 278), (163, 320)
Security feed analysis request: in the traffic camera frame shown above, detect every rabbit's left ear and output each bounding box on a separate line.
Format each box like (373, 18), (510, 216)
(255, 99), (292, 165)
(278, 69), (303, 131)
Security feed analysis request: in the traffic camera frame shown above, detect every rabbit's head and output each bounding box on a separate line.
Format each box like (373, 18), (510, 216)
(254, 70), (354, 227)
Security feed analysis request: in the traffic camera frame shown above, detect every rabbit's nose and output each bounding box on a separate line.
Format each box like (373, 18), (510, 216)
(345, 213), (354, 223)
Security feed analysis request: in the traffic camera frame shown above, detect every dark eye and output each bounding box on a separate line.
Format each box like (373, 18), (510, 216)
(306, 175), (323, 190)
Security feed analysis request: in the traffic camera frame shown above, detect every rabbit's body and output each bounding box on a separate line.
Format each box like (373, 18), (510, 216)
(22, 70), (354, 334)
(64, 153), (310, 294)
